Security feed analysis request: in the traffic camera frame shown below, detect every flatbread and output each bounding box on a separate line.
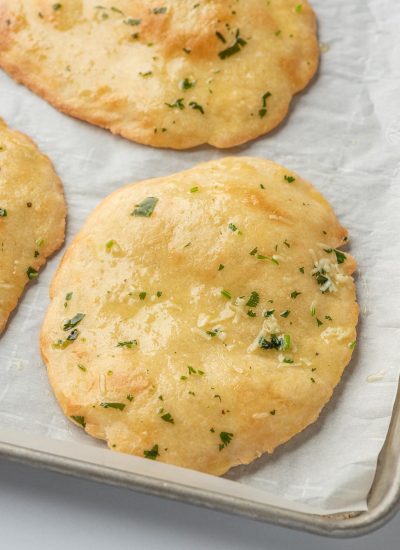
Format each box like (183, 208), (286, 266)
(0, 118), (66, 334)
(41, 157), (358, 475)
(0, 1), (319, 149)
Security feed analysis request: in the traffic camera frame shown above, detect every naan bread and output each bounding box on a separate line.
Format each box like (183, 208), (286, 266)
(41, 157), (358, 475)
(0, 1), (319, 149)
(0, 118), (66, 334)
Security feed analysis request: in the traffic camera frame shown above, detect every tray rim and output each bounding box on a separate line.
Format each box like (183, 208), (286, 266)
(0, 378), (399, 541)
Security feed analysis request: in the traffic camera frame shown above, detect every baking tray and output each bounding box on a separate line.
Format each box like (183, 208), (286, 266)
(0, 379), (399, 538)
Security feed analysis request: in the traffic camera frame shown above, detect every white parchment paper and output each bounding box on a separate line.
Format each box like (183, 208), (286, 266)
(0, 0), (399, 514)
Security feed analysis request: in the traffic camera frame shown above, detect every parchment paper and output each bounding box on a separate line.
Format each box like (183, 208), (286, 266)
(0, 0), (399, 514)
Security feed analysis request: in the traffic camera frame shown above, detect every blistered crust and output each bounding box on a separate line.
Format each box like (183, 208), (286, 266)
(0, 117), (66, 334)
(41, 158), (358, 475)
(0, 1), (319, 149)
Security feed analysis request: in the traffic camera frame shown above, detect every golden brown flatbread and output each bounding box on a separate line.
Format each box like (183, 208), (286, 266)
(41, 157), (358, 475)
(0, 117), (66, 334)
(0, 1), (319, 149)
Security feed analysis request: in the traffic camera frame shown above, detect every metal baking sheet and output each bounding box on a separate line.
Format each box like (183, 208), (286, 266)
(0, 382), (399, 537)
(1, 0), (399, 536)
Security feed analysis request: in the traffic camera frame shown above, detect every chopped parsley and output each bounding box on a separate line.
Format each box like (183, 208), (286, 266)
(316, 318), (323, 327)
(219, 431), (233, 451)
(161, 412), (174, 424)
(228, 222), (239, 232)
(349, 341), (357, 349)
(139, 292), (147, 300)
(259, 334), (291, 351)
(218, 264), (225, 271)
(263, 309), (275, 317)
(64, 292), (73, 308)
(52, 3), (62, 10)
(221, 289), (232, 300)
(127, 394), (134, 401)
(26, 266), (38, 280)
(180, 78), (196, 90)
(77, 364), (86, 372)
(132, 197), (158, 217)
(249, 247), (258, 256)
(156, 291), (163, 297)
(189, 101), (205, 114)
(216, 31), (226, 43)
(144, 444), (160, 459)
(165, 98), (185, 110)
(70, 416), (86, 428)
(247, 310), (256, 317)
(0, 208), (7, 217)
(190, 186), (199, 193)
(259, 91), (272, 118)
(299, 267), (305, 274)
(63, 313), (85, 331)
(218, 29), (247, 59)
(280, 310), (290, 318)
(153, 7), (167, 14)
(246, 291), (260, 308)
(284, 175), (296, 183)
(290, 291), (301, 299)
(324, 248), (347, 264)
(124, 18), (141, 25)
(100, 402), (126, 411)
(295, 4), (303, 13)
(117, 340), (138, 348)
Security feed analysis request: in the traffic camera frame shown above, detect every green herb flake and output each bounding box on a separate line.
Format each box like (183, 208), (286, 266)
(153, 7), (167, 14)
(284, 175), (296, 183)
(190, 186), (199, 193)
(117, 340), (138, 349)
(295, 4), (303, 13)
(216, 31), (226, 43)
(0, 208), (7, 217)
(161, 412), (174, 424)
(249, 247), (258, 256)
(283, 239), (290, 248)
(218, 264), (225, 271)
(144, 444), (160, 460)
(228, 222), (238, 232)
(63, 313), (85, 331)
(263, 309), (275, 317)
(127, 394), (134, 401)
(219, 431), (233, 451)
(218, 29), (247, 59)
(246, 291), (260, 308)
(77, 364), (86, 372)
(247, 310), (256, 317)
(100, 402), (126, 411)
(180, 78), (196, 90)
(70, 415), (86, 428)
(139, 292), (147, 300)
(26, 266), (38, 280)
(270, 409), (276, 415)
(139, 71), (153, 77)
(124, 17), (141, 25)
(283, 357), (294, 364)
(299, 267), (305, 274)
(189, 101), (205, 114)
(280, 310), (290, 318)
(349, 341), (357, 349)
(52, 3), (62, 11)
(221, 289), (232, 300)
(259, 91), (272, 118)
(316, 318), (324, 327)
(290, 291), (301, 299)
(156, 291), (163, 297)
(132, 197), (158, 217)
(165, 98), (185, 110)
